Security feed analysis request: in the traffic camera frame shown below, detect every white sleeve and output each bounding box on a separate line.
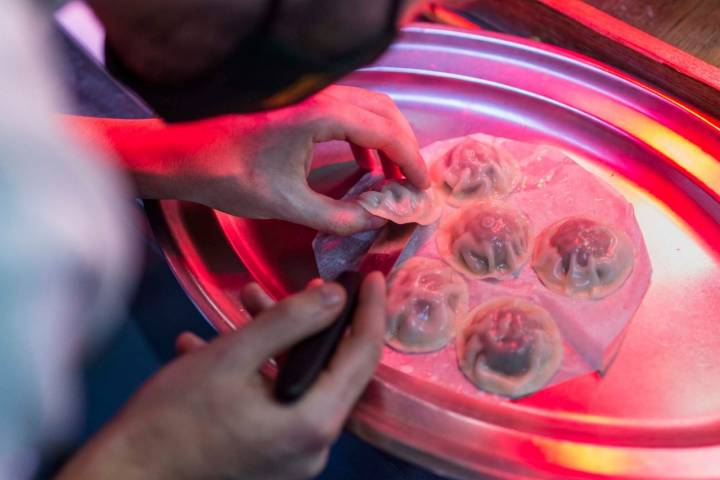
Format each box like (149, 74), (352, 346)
(0, 0), (138, 477)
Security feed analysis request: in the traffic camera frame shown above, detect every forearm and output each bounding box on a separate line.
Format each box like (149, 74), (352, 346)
(61, 115), (207, 200)
(56, 425), (144, 480)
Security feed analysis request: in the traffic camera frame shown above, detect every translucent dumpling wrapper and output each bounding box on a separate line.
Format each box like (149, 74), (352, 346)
(386, 257), (469, 353)
(533, 217), (634, 299)
(437, 200), (531, 279)
(357, 180), (442, 225)
(457, 297), (563, 398)
(431, 137), (521, 206)
(314, 132), (652, 396)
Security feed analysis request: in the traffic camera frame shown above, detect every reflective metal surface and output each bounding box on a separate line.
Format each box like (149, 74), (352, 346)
(150, 25), (720, 479)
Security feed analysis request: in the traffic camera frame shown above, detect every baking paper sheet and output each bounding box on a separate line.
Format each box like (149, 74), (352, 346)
(314, 133), (652, 398)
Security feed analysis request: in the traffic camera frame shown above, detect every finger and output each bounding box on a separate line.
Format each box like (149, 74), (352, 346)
(344, 272), (386, 341)
(241, 282), (276, 316)
(307, 278), (325, 289)
(351, 145), (379, 172)
(323, 87), (426, 184)
(323, 86), (419, 151)
(311, 102), (429, 189)
(229, 283), (348, 370)
(289, 188), (387, 236)
(298, 272), (386, 421)
(175, 331), (208, 355)
(379, 152), (404, 180)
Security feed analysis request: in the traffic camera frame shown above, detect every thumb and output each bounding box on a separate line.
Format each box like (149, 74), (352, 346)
(175, 332), (208, 355)
(291, 188), (387, 236)
(219, 282), (349, 373)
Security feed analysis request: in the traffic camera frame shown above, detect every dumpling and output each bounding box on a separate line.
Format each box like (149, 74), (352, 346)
(431, 137), (521, 206)
(358, 180), (442, 225)
(437, 200), (531, 279)
(386, 257), (469, 353)
(457, 297), (563, 398)
(532, 217), (634, 299)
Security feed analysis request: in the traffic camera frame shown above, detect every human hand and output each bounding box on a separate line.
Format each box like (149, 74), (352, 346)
(168, 85), (428, 235)
(65, 86), (427, 235)
(58, 273), (386, 480)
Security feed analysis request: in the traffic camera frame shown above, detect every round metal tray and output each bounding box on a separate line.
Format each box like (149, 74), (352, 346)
(148, 25), (720, 479)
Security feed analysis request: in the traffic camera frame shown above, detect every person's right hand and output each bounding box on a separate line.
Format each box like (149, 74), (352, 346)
(58, 273), (386, 480)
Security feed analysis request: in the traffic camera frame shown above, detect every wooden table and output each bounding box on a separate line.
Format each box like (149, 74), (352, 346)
(586, 0), (720, 67)
(429, 0), (720, 120)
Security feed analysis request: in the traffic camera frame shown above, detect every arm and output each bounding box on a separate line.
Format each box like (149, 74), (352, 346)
(62, 86), (430, 235)
(58, 274), (386, 480)
(63, 116), (186, 200)
(0, 2), (138, 476)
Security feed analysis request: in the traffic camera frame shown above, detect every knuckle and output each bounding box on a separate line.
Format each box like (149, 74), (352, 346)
(306, 111), (329, 131)
(310, 421), (338, 449)
(310, 110), (344, 138)
(327, 220), (359, 237)
(312, 94), (336, 112)
(299, 450), (331, 478)
(303, 100), (332, 123)
(383, 134), (404, 154)
(305, 94), (329, 110)
(294, 411), (337, 450)
(214, 333), (253, 367)
(202, 377), (247, 432)
(375, 92), (395, 109)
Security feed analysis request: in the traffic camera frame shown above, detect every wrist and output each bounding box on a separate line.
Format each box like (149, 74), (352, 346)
(62, 115), (214, 202)
(57, 412), (173, 480)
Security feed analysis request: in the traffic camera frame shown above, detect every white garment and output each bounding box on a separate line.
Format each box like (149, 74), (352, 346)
(0, 0), (138, 478)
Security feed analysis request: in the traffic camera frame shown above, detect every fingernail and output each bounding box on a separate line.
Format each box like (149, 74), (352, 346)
(318, 284), (343, 305)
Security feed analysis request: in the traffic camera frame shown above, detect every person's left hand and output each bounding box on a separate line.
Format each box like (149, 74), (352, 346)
(164, 85), (429, 235)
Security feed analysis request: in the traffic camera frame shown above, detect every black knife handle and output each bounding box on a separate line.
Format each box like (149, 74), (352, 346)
(274, 271), (363, 403)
